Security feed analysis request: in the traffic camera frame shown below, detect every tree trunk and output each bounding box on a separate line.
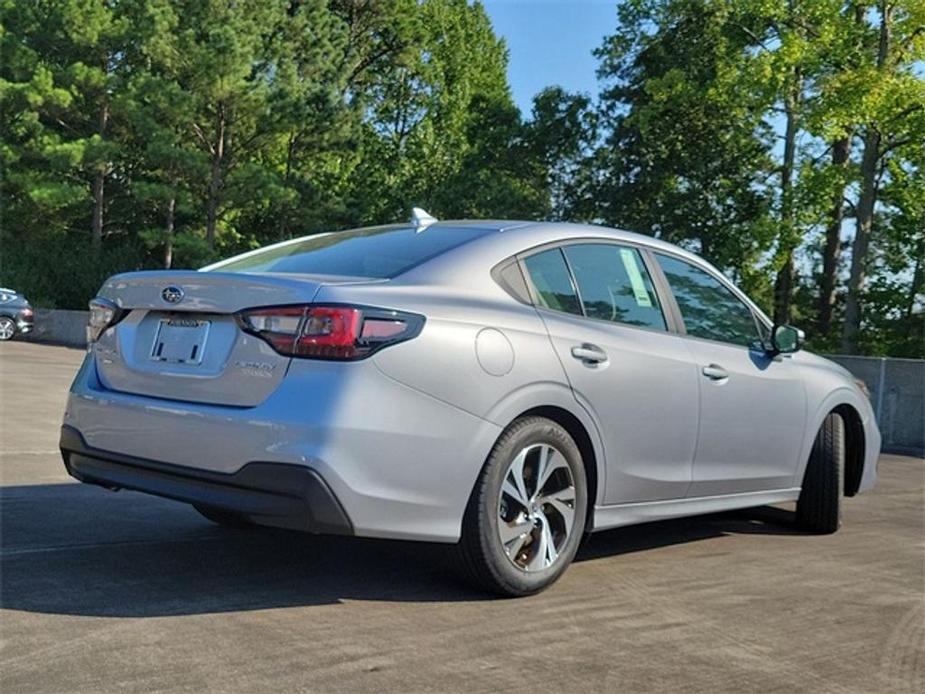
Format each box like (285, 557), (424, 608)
(280, 131), (297, 241)
(817, 136), (851, 337)
(907, 235), (924, 320)
(842, 1), (892, 353)
(843, 130), (882, 352)
(90, 101), (109, 252)
(773, 67), (802, 325)
(205, 106), (226, 252)
(699, 234), (711, 262)
(164, 194), (175, 269)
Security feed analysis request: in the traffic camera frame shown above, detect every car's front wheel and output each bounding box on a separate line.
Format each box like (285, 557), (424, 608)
(456, 416), (588, 597)
(795, 412), (844, 534)
(0, 317), (16, 341)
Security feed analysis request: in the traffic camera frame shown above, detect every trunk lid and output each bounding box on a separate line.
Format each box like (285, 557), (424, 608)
(93, 270), (369, 407)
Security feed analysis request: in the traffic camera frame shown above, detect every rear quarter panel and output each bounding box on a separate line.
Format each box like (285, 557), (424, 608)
(314, 280), (609, 505)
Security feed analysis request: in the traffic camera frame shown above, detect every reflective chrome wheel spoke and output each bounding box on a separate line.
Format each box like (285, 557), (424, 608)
(499, 515), (532, 545)
(538, 486), (576, 537)
(497, 442), (575, 573)
(0, 320), (13, 340)
(500, 517), (532, 559)
(527, 514), (558, 571)
(501, 448), (530, 510)
(534, 447), (568, 498)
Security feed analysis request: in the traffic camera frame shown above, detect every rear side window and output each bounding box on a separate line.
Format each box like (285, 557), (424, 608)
(522, 249), (582, 315)
(562, 244), (667, 330)
(655, 254), (760, 347)
(211, 225), (491, 278)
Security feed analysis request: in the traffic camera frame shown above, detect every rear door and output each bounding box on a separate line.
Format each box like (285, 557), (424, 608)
(653, 253), (807, 495)
(521, 242), (700, 505)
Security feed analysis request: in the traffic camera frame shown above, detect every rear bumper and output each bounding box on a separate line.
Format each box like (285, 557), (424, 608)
(60, 425), (353, 535)
(63, 354), (501, 542)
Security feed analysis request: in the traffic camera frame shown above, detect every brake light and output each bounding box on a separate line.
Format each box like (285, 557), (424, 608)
(87, 298), (126, 343)
(236, 304), (424, 360)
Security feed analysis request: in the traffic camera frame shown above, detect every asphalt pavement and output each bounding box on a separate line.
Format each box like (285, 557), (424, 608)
(1, 340), (922, 693)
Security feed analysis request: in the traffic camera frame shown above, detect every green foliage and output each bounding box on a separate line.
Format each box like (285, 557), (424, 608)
(593, 0), (924, 354)
(1, 0), (546, 304)
(0, 231), (157, 309)
(0, 0), (921, 358)
(526, 86), (599, 221)
(594, 0), (776, 298)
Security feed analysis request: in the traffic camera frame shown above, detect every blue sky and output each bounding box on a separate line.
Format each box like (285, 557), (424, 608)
(482, 1), (617, 116)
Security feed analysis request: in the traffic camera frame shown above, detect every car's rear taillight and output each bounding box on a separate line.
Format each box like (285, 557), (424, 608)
(236, 304), (424, 360)
(87, 298), (126, 343)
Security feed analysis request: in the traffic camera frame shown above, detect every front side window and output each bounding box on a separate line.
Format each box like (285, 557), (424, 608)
(655, 254), (760, 347)
(522, 249), (582, 315)
(562, 244), (667, 330)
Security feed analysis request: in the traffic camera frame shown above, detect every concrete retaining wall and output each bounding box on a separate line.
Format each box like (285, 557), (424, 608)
(27, 309), (88, 347)
(828, 355), (924, 457)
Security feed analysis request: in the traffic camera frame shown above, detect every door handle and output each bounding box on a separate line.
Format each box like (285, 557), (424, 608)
(571, 344), (608, 364)
(701, 363), (729, 380)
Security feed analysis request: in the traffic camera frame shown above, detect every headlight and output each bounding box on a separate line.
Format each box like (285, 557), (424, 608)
(88, 298), (124, 343)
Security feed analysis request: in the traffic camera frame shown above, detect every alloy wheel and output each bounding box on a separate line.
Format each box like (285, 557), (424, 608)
(497, 443), (576, 572)
(0, 318), (15, 341)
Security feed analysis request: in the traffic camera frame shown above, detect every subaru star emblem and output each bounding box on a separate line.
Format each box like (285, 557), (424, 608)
(161, 286), (184, 304)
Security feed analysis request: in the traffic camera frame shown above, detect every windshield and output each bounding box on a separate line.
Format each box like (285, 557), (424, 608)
(210, 225), (492, 278)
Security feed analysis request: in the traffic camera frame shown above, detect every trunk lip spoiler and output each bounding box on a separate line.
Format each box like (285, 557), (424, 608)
(95, 271), (388, 314)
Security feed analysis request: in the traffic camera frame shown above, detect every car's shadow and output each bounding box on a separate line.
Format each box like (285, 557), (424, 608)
(1, 484), (804, 617)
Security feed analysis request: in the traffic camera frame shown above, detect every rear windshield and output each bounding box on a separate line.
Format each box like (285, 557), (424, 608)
(211, 225), (491, 278)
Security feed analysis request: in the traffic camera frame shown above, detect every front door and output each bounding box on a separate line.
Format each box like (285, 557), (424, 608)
(521, 243), (700, 505)
(653, 253), (807, 496)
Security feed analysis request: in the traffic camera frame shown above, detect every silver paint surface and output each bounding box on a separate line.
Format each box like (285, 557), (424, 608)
(65, 220), (881, 542)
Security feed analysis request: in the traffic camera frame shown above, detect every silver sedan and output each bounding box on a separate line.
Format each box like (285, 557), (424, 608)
(61, 212), (880, 596)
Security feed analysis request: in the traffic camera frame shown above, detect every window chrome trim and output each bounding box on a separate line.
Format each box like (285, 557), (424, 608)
(503, 235), (774, 347)
(515, 237), (678, 334)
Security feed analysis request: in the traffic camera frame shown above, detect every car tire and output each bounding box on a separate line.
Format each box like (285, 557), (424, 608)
(795, 412), (844, 534)
(0, 317), (16, 341)
(456, 416), (588, 597)
(193, 504), (255, 529)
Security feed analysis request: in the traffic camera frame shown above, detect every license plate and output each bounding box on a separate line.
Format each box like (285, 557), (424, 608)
(150, 318), (211, 365)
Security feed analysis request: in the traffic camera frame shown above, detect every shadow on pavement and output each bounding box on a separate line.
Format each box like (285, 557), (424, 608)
(1, 483), (802, 617)
(578, 504), (802, 561)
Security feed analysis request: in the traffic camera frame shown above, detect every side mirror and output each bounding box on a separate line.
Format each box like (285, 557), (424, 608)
(771, 324), (804, 354)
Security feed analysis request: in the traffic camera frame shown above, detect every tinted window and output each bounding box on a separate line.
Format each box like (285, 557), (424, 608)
(562, 244), (666, 330)
(656, 254), (759, 347)
(523, 249), (582, 315)
(212, 225), (492, 278)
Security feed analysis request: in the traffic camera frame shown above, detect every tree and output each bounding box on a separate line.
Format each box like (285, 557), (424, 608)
(839, 0), (925, 352)
(812, 2), (868, 336)
(526, 86), (598, 222)
(0, 0), (129, 250)
(595, 0), (775, 298)
(3, 0), (920, 362)
(345, 0), (541, 222)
